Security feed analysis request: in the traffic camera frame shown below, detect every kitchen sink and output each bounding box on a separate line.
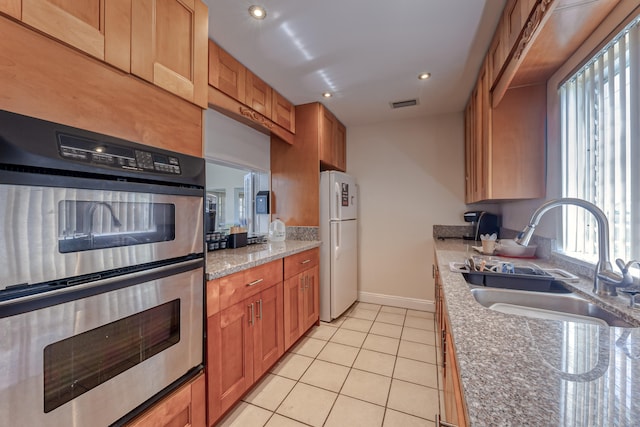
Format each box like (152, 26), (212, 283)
(470, 287), (634, 327)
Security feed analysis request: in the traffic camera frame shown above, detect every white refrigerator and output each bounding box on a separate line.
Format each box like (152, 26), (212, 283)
(319, 171), (358, 322)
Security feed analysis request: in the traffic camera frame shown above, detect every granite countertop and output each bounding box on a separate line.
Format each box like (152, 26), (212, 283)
(434, 239), (640, 426)
(205, 240), (321, 281)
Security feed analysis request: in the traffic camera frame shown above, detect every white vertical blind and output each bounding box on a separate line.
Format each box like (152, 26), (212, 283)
(560, 16), (640, 263)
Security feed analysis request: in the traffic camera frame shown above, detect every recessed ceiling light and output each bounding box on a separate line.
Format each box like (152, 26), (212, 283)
(248, 5), (266, 20)
(418, 72), (431, 80)
(322, 92), (332, 98)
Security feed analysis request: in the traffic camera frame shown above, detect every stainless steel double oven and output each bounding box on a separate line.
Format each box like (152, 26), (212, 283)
(0, 110), (205, 426)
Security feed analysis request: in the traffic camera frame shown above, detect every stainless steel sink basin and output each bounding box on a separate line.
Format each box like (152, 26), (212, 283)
(470, 287), (634, 327)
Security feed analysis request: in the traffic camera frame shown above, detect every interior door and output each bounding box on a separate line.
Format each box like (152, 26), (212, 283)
(330, 219), (358, 318)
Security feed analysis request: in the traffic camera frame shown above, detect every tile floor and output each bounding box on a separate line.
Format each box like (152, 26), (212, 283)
(216, 302), (443, 427)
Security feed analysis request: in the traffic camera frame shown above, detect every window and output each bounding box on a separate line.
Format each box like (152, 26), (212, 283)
(560, 16), (640, 263)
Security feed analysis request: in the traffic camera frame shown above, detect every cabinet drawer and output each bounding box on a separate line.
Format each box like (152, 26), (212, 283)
(219, 260), (283, 310)
(284, 248), (319, 279)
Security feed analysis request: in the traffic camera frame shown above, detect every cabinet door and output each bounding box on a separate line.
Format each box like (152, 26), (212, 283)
(127, 373), (205, 427)
(131, 0), (208, 107)
(246, 69), (272, 119)
(283, 275), (304, 350)
(253, 283), (284, 378)
(208, 40), (246, 103)
(0, 0), (21, 19)
(319, 106), (335, 166)
(22, 0), (131, 71)
(272, 90), (296, 133)
(302, 266), (320, 331)
(333, 121), (347, 172)
(209, 301), (254, 415)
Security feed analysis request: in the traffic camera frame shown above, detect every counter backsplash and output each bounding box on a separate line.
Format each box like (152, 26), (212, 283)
(286, 226), (319, 241)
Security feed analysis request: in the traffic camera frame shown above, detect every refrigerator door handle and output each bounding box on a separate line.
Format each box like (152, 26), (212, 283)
(333, 221), (340, 259)
(334, 181), (341, 220)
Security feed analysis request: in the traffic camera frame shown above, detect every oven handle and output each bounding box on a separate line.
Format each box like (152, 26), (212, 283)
(0, 258), (203, 319)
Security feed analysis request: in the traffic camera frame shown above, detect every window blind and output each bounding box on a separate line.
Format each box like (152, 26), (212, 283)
(560, 16), (640, 263)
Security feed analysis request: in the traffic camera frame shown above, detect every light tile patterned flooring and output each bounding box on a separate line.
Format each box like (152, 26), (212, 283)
(216, 302), (443, 427)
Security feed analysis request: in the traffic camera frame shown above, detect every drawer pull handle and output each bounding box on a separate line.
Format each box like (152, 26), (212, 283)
(247, 278), (264, 287)
(300, 259), (311, 264)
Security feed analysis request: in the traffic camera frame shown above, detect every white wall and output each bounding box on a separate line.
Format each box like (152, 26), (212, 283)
(204, 109), (270, 171)
(348, 113), (467, 305)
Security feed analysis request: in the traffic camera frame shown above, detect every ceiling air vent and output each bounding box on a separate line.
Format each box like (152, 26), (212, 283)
(390, 99), (419, 109)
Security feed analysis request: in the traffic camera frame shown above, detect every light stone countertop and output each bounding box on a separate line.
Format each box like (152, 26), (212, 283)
(205, 240), (321, 281)
(434, 239), (640, 426)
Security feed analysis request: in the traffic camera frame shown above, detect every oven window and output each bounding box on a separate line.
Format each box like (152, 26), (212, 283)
(58, 201), (175, 253)
(43, 300), (180, 413)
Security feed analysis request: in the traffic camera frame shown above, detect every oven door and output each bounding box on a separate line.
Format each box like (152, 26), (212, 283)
(0, 259), (203, 426)
(0, 180), (203, 292)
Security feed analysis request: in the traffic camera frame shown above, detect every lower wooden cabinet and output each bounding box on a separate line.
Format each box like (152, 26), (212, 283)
(283, 249), (320, 350)
(206, 262), (284, 425)
(126, 373), (206, 427)
(435, 258), (468, 426)
(205, 250), (319, 425)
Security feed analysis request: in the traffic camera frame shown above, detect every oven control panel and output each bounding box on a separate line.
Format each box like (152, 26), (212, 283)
(58, 133), (181, 175)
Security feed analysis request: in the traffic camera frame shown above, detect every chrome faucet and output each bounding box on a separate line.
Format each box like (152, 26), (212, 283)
(515, 198), (636, 296)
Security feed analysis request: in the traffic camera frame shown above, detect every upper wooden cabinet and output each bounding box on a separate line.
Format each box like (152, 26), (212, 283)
(132, 0), (208, 108)
(272, 89), (296, 133)
(318, 105), (347, 172)
(0, 0), (21, 19)
(208, 40), (246, 103)
(465, 61), (545, 203)
(467, 0), (620, 202)
(207, 39), (296, 142)
(17, 0), (131, 72)
(271, 102), (347, 226)
(245, 69), (272, 119)
(491, 0), (620, 107)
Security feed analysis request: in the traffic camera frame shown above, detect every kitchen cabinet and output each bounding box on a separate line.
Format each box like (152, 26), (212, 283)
(207, 39), (296, 142)
(132, 0), (208, 108)
(464, 57), (546, 202)
(435, 263), (468, 427)
(466, 0), (620, 201)
(126, 373), (206, 427)
(272, 89), (296, 133)
(16, 0), (131, 72)
(208, 40), (246, 103)
(319, 105), (347, 172)
(0, 15), (203, 157)
(283, 248), (320, 349)
(271, 102), (347, 226)
(245, 69), (273, 119)
(206, 261), (284, 425)
(491, 0), (620, 106)
(0, 0), (20, 19)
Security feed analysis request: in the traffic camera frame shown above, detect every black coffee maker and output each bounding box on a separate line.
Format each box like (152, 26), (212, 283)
(463, 211), (500, 241)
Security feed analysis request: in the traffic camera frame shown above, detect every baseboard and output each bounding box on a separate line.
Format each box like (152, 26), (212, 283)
(358, 291), (435, 312)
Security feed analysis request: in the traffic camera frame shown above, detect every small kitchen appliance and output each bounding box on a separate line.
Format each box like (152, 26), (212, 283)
(463, 211), (500, 241)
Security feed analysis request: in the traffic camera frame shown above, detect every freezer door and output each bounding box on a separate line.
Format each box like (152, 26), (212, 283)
(328, 171), (357, 221)
(330, 220), (358, 318)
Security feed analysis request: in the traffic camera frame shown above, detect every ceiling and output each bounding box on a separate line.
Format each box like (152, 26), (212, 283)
(203, 0), (506, 126)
